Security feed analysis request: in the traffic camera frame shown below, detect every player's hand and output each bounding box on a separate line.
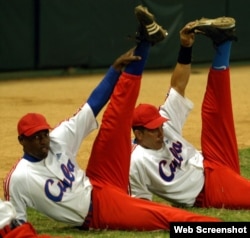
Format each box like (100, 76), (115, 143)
(112, 47), (141, 72)
(179, 21), (196, 47)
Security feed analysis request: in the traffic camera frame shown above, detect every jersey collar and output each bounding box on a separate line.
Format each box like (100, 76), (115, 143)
(23, 153), (40, 162)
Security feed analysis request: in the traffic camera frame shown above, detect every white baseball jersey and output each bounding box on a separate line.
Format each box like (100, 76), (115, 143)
(130, 88), (205, 207)
(5, 103), (97, 226)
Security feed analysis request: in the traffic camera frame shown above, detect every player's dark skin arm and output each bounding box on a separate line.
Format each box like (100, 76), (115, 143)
(18, 48), (141, 162)
(112, 47), (141, 72)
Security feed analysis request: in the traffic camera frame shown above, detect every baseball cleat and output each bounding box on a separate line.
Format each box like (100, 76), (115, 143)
(188, 17), (237, 45)
(134, 5), (168, 45)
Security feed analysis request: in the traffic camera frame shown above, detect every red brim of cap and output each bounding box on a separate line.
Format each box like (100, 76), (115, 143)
(144, 116), (168, 129)
(23, 125), (51, 136)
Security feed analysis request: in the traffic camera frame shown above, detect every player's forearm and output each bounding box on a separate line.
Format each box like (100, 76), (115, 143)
(170, 63), (191, 97)
(87, 66), (121, 116)
(170, 46), (192, 97)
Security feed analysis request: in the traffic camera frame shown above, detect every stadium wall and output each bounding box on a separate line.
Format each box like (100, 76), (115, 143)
(0, 0), (249, 72)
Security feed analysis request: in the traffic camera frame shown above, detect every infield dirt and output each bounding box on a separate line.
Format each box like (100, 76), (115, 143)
(0, 63), (249, 198)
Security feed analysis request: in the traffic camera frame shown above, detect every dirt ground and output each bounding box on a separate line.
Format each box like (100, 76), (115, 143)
(0, 63), (249, 198)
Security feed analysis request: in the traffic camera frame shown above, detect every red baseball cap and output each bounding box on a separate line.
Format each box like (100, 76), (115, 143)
(132, 103), (168, 129)
(17, 113), (51, 136)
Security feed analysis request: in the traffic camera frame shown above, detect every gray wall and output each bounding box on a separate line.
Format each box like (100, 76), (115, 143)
(0, 0), (249, 72)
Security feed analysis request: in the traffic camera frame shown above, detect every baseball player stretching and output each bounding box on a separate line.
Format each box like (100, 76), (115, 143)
(130, 17), (250, 209)
(4, 6), (219, 232)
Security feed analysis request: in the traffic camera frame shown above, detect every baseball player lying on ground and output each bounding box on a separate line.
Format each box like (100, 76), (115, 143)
(3, 5), (219, 232)
(129, 16), (250, 209)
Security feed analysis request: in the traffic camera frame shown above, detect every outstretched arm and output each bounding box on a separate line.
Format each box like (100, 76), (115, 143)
(87, 48), (141, 116)
(170, 22), (196, 97)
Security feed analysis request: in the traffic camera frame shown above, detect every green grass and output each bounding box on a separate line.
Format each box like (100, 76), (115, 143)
(28, 148), (250, 238)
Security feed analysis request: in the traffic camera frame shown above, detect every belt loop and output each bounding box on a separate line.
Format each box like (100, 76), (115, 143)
(195, 187), (205, 207)
(82, 201), (93, 230)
